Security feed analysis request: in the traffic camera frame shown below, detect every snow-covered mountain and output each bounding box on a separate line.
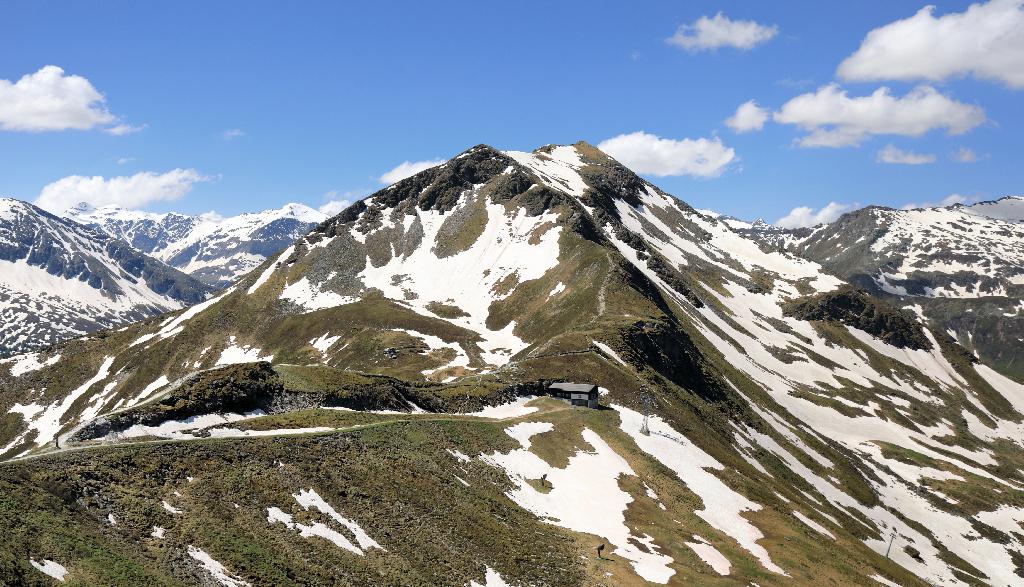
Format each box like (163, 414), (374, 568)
(961, 195), (1024, 222)
(66, 202), (326, 287)
(0, 198), (215, 358)
(4, 145), (1024, 586)
(746, 199), (1024, 381)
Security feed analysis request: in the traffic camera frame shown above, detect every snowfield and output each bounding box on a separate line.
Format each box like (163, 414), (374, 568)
(356, 198), (562, 367)
(482, 420), (676, 584)
(615, 404), (785, 575)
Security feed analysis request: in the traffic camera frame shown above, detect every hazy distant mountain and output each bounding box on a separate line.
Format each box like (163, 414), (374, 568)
(961, 195), (1024, 222)
(66, 202), (326, 287)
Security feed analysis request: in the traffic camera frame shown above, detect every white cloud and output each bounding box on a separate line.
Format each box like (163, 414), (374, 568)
(379, 159), (445, 185)
(318, 199), (352, 216)
(876, 144), (936, 165)
(773, 84), (985, 147)
(0, 65), (139, 133)
(198, 210), (224, 223)
(901, 193), (977, 210)
(725, 100), (769, 133)
(954, 147), (980, 163)
(775, 202), (852, 229)
(837, 0), (1024, 89)
(116, 157), (134, 165)
(597, 131), (736, 178)
(35, 169), (210, 213)
(222, 128), (245, 140)
(667, 12), (778, 51)
(105, 123), (146, 136)
(318, 190), (361, 216)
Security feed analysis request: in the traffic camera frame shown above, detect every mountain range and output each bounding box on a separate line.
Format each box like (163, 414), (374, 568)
(0, 201), (325, 358)
(1, 144), (1023, 586)
(66, 202), (326, 287)
(743, 196), (1024, 381)
(0, 198), (214, 358)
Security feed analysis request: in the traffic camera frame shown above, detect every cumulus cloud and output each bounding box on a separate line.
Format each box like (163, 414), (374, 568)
(667, 12), (778, 51)
(725, 100), (769, 133)
(35, 169), (210, 213)
(319, 199), (352, 216)
(837, 0), (1024, 88)
(222, 128), (245, 140)
(773, 84), (985, 147)
(954, 147), (980, 163)
(379, 159), (445, 185)
(597, 131), (736, 178)
(318, 190), (363, 216)
(775, 202), (852, 229)
(901, 193), (977, 210)
(0, 65), (138, 133)
(876, 144), (936, 165)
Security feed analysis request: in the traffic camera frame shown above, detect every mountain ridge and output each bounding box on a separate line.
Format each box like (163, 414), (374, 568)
(743, 199), (1024, 381)
(0, 197), (215, 358)
(66, 201), (326, 287)
(2, 143), (1024, 585)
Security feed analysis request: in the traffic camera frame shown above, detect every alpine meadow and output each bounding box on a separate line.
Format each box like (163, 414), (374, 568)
(2, 2), (1024, 586)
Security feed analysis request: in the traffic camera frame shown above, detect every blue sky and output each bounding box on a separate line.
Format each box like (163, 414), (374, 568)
(0, 0), (1021, 225)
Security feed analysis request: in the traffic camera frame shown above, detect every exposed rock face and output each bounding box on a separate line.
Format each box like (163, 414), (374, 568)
(70, 362), (549, 442)
(0, 198), (215, 357)
(783, 285), (932, 350)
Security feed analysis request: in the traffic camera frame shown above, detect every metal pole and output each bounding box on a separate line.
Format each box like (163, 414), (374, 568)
(640, 382), (652, 435)
(885, 530), (896, 558)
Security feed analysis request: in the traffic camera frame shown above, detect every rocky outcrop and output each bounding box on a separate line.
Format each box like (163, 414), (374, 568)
(783, 285), (932, 350)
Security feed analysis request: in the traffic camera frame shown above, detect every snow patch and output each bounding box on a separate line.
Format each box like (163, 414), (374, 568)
(461, 396), (538, 419)
(267, 488), (383, 555)
(215, 336), (272, 366)
(2, 352), (60, 376)
(30, 559), (67, 582)
(310, 333), (341, 354)
(685, 537), (731, 576)
(593, 341), (628, 367)
(469, 567), (515, 587)
(792, 511), (835, 539)
(187, 546), (250, 587)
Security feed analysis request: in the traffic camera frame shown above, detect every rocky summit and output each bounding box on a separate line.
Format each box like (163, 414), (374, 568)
(2, 143), (1024, 586)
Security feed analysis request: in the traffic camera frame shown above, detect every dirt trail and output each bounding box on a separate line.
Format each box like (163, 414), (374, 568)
(5, 397), (572, 464)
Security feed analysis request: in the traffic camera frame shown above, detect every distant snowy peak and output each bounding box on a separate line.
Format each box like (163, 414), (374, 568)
(66, 203), (200, 256)
(793, 205), (1024, 298)
(743, 200), (1024, 381)
(961, 195), (1024, 223)
(67, 203), (327, 287)
(0, 198), (214, 357)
